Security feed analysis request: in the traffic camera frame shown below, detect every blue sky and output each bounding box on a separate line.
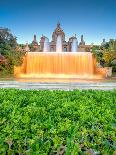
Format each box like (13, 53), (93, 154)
(0, 0), (116, 45)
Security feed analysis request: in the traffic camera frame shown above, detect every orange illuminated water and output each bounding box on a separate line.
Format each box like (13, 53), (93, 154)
(14, 52), (105, 79)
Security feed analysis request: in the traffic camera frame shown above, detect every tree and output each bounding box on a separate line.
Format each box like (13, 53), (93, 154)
(92, 45), (104, 65)
(0, 28), (17, 50)
(0, 28), (25, 75)
(99, 39), (116, 73)
(92, 40), (116, 71)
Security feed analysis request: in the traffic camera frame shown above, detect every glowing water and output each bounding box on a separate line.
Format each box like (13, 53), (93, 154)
(14, 52), (97, 78)
(56, 35), (62, 52)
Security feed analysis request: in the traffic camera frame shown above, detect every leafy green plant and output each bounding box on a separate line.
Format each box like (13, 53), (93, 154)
(0, 28), (25, 75)
(0, 89), (116, 154)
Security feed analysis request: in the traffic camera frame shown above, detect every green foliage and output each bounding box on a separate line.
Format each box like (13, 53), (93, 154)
(29, 43), (38, 52)
(0, 89), (116, 154)
(108, 39), (116, 51)
(92, 40), (116, 71)
(111, 59), (116, 72)
(0, 28), (17, 48)
(102, 40), (116, 64)
(92, 45), (103, 63)
(0, 28), (25, 75)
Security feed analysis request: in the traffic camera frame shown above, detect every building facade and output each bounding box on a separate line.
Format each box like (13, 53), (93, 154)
(27, 23), (92, 52)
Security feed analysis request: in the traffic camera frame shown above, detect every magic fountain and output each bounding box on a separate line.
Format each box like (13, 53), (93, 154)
(14, 35), (106, 80)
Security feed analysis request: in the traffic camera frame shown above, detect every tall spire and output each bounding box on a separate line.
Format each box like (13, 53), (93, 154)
(32, 34), (38, 45)
(80, 35), (85, 45)
(81, 35), (84, 42)
(34, 34), (37, 42)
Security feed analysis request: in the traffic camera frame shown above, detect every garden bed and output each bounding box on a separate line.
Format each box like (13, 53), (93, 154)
(0, 89), (116, 154)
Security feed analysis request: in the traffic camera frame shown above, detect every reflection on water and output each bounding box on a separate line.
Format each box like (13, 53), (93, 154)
(14, 78), (116, 84)
(15, 77), (105, 83)
(0, 77), (115, 83)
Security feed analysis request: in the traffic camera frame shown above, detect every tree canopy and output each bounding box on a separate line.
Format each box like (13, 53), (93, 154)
(0, 28), (25, 75)
(92, 39), (116, 72)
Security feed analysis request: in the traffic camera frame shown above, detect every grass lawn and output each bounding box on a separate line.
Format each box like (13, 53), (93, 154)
(0, 89), (116, 155)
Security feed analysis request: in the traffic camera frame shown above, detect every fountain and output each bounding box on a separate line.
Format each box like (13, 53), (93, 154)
(56, 35), (62, 52)
(43, 37), (50, 52)
(29, 52), (93, 75)
(71, 38), (78, 52)
(14, 33), (106, 80)
(14, 51), (99, 79)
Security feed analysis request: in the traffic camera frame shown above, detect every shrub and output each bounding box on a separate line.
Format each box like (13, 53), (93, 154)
(0, 89), (116, 154)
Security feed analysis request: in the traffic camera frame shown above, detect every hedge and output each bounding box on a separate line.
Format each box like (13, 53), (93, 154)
(0, 89), (116, 155)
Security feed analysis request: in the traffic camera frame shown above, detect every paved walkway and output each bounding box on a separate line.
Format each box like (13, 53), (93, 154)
(0, 81), (116, 90)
